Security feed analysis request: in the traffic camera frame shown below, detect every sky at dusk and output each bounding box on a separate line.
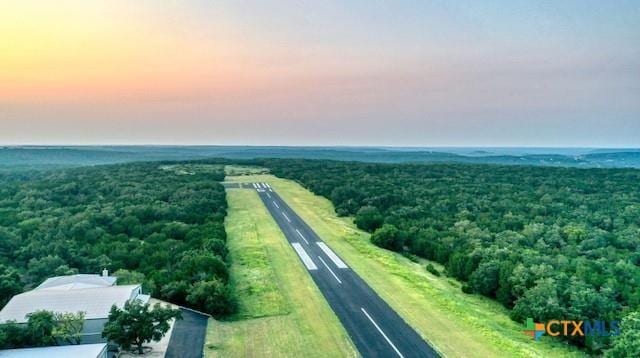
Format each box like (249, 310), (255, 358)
(1, 1), (639, 146)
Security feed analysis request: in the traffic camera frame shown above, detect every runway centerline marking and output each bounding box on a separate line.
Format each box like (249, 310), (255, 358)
(361, 308), (404, 358)
(292, 243), (317, 270)
(266, 192), (271, 198)
(282, 212), (291, 223)
(295, 229), (309, 244)
(316, 242), (348, 269)
(318, 256), (342, 284)
(273, 201), (280, 208)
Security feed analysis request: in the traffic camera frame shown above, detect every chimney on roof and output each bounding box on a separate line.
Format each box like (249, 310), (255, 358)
(102, 268), (108, 277)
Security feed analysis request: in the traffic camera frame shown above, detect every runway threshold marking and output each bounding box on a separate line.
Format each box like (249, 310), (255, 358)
(295, 229), (309, 244)
(292, 243), (317, 270)
(252, 183), (258, 188)
(273, 201), (280, 208)
(282, 212), (291, 223)
(318, 256), (342, 284)
(360, 308), (405, 358)
(316, 242), (348, 269)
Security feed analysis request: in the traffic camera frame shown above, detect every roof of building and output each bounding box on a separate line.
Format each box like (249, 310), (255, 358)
(0, 343), (107, 358)
(36, 274), (117, 291)
(0, 284), (140, 323)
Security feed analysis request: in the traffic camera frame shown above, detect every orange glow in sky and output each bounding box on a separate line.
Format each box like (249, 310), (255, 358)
(1, 1), (638, 146)
(0, 1), (274, 102)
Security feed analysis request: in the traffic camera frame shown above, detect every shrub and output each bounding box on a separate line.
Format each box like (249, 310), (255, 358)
(426, 263), (441, 276)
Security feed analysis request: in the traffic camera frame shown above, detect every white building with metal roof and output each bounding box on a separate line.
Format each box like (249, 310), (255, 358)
(0, 343), (107, 358)
(0, 273), (148, 344)
(36, 273), (117, 291)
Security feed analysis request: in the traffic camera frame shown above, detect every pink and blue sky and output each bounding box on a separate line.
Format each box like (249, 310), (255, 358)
(1, 1), (638, 146)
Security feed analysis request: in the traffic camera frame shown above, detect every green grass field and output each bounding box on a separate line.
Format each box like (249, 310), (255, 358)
(226, 174), (585, 358)
(224, 164), (269, 176)
(159, 163), (224, 175)
(205, 188), (356, 357)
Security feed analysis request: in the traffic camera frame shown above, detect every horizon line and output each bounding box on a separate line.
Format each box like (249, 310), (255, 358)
(2, 144), (639, 150)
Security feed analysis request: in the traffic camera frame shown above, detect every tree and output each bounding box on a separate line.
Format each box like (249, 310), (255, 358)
(370, 224), (404, 252)
(26, 311), (56, 347)
(469, 260), (500, 296)
(1, 310), (85, 349)
(425, 263), (440, 276)
(114, 269), (156, 293)
(0, 310), (82, 349)
(496, 261), (516, 307)
(511, 278), (567, 322)
(0, 321), (31, 349)
(355, 206), (384, 232)
(52, 312), (85, 345)
(27, 256), (68, 284)
(113, 268), (147, 286)
(114, 269), (146, 285)
(179, 251), (229, 283)
(159, 280), (190, 305)
(567, 280), (619, 321)
(102, 300), (181, 355)
(186, 279), (236, 316)
(0, 228), (18, 261)
(0, 265), (22, 308)
(606, 311), (640, 357)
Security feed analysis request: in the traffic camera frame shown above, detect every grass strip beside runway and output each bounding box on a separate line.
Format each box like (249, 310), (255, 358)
(205, 188), (356, 358)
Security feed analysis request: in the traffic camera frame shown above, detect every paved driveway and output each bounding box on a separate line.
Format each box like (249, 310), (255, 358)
(165, 308), (209, 358)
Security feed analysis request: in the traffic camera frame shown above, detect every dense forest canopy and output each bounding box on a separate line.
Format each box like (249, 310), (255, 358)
(0, 163), (235, 317)
(2, 157), (638, 354)
(261, 159), (640, 352)
(2, 146), (639, 170)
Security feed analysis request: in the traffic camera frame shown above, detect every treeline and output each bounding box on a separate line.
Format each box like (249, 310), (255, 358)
(261, 159), (640, 353)
(0, 311), (84, 349)
(0, 163), (235, 317)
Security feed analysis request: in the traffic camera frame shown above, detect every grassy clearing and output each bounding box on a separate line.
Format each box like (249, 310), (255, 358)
(205, 188), (356, 358)
(227, 174), (585, 358)
(159, 163), (224, 175)
(224, 164), (269, 176)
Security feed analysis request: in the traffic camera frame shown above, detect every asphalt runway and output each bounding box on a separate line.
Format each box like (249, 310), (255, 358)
(244, 182), (439, 358)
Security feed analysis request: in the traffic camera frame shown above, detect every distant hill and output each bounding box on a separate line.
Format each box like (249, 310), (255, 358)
(1, 146), (639, 169)
(581, 151), (640, 167)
